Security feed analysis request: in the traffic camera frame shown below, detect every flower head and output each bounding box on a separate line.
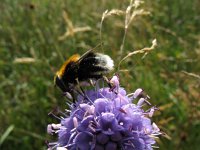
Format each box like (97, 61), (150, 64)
(47, 76), (161, 150)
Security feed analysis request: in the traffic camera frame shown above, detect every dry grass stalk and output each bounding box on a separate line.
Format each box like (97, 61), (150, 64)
(100, 9), (124, 51)
(100, 0), (150, 53)
(120, 0), (150, 57)
(118, 39), (157, 70)
(13, 57), (36, 64)
(58, 11), (91, 41)
(182, 71), (200, 80)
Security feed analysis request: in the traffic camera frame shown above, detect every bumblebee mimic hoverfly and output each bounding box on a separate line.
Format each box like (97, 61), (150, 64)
(54, 49), (114, 100)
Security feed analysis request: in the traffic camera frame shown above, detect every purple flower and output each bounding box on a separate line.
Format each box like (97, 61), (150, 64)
(47, 76), (161, 150)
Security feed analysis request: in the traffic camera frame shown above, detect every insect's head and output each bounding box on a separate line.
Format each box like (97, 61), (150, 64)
(54, 74), (69, 93)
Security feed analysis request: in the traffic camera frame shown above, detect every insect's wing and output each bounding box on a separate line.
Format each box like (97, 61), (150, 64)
(77, 49), (94, 63)
(77, 43), (102, 63)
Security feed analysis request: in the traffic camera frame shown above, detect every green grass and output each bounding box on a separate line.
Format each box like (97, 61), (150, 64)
(0, 0), (200, 149)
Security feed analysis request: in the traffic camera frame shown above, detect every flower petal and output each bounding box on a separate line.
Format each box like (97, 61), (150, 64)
(94, 98), (111, 114)
(99, 112), (118, 134)
(96, 133), (109, 145)
(77, 115), (94, 132)
(74, 132), (93, 150)
(105, 141), (117, 150)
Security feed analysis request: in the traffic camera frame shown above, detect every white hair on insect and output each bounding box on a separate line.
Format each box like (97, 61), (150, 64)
(96, 53), (114, 71)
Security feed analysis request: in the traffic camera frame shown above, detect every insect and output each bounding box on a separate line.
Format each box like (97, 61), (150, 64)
(54, 50), (114, 101)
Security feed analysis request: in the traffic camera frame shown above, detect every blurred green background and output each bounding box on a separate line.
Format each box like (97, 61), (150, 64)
(0, 0), (199, 149)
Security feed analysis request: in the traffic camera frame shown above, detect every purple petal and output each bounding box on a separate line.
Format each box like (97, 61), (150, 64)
(113, 97), (129, 108)
(58, 129), (71, 146)
(110, 75), (120, 90)
(61, 118), (74, 129)
(99, 88), (115, 100)
(137, 98), (145, 106)
(131, 115), (143, 131)
(118, 88), (127, 96)
(133, 138), (145, 150)
(79, 103), (93, 113)
(122, 104), (143, 115)
(94, 98), (111, 114)
(152, 123), (160, 133)
(110, 131), (122, 142)
(132, 88), (143, 99)
(118, 116), (133, 129)
(96, 133), (109, 145)
(77, 115), (94, 132)
(99, 113), (118, 134)
(148, 107), (155, 117)
(124, 138), (145, 150)
(105, 141), (117, 150)
(74, 132), (93, 150)
(142, 117), (152, 133)
(94, 144), (104, 150)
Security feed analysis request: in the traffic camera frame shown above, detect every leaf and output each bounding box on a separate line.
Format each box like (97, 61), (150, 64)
(0, 125), (14, 146)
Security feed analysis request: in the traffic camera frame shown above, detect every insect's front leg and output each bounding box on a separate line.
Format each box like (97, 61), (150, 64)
(102, 76), (117, 94)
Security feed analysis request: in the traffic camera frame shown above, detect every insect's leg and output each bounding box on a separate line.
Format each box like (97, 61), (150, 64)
(69, 90), (76, 103)
(102, 75), (116, 89)
(62, 91), (74, 103)
(75, 78), (86, 100)
(89, 79), (95, 87)
(102, 75), (118, 94)
(75, 78), (93, 104)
